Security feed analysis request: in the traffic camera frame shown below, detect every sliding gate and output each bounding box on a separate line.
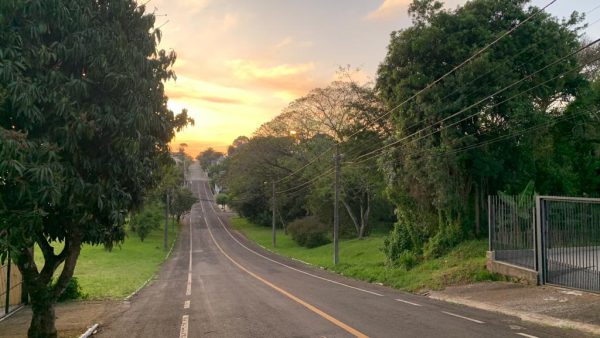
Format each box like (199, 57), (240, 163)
(537, 196), (600, 292)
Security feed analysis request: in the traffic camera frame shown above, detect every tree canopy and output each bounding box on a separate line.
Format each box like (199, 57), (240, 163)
(0, 1), (191, 336)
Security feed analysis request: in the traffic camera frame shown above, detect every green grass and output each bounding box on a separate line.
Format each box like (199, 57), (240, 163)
(35, 225), (178, 300)
(231, 217), (501, 293)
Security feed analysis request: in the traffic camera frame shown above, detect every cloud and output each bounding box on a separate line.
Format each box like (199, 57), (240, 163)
(229, 59), (315, 80)
(274, 36), (294, 49)
(366, 0), (411, 20)
(165, 75), (261, 106)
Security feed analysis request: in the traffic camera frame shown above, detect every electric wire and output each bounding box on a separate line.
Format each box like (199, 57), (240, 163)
(269, 0), (557, 186)
(346, 38), (600, 165)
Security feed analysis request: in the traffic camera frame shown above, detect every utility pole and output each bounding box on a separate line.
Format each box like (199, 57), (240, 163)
(164, 192), (170, 250)
(333, 143), (340, 265)
(272, 180), (276, 248)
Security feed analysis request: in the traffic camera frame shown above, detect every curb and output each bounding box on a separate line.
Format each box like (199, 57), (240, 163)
(124, 225), (180, 302)
(429, 293), (600, 336)
(79, 323), (99, 338)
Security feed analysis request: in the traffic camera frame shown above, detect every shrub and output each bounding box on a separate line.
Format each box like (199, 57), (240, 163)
(215, 193), (229, 207)
(56, 277), (86, 302)
(287, 216), (331, 248)
(382, 220), (424, 265)
(130, 201), (164, 241)
(423, 221), (463, 259)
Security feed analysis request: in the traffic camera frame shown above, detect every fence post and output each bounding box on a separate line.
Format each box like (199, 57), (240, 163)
(5, 249), (10, 315)
(535, 196), (544, 285)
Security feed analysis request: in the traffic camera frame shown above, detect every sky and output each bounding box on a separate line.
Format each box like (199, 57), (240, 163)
(154, 0), (600, 156)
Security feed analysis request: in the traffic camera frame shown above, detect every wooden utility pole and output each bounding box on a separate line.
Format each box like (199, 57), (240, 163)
(164, 192), (170, 250)
(272, 180), (276, 248)
(333, 143), (340, 265)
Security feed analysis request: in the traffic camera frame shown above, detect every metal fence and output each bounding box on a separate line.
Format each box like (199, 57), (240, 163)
(537, 197), (600, 292)
(489, 195), (536, 270)
(490, 195), (600, 293)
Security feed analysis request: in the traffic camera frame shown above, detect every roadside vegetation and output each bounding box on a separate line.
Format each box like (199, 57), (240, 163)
(35, 226), (178, 300)
(202, 0), (600, 287)
(0, 2), (193, 337)
(231, 217), (501, 292)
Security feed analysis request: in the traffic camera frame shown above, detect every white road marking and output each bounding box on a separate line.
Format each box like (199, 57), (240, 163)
(189, 207), (193, 272)
(179, 315), (189, 338)
(186, 273), (192, 296)
(200, 182), (384, 297)
(184, 300), (190, 309)
(516, 333), (539, 338)
(394, 299), (422, 307)
(441, 311), (484, 324)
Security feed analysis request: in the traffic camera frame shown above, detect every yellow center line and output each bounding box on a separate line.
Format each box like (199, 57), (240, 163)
(204, 216), (369, 338)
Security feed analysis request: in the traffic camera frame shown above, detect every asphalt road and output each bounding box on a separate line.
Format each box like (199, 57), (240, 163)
(98, 163), (583, 338)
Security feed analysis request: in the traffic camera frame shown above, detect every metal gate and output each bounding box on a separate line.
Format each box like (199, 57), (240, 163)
(537, 196), (600, 292)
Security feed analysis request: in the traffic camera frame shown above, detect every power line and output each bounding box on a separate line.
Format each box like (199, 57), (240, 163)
(275, 167), (334, 194)
(270, 0), (557, 186)
(347, 38), (600, 165)
(341, 0), (558, 143)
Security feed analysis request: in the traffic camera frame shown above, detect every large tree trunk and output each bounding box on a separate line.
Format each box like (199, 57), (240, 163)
(15, 233), (83, 338)
(28, 290), (57, 338)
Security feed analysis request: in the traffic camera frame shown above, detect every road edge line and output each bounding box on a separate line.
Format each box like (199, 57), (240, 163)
(204, 215), (369, 338)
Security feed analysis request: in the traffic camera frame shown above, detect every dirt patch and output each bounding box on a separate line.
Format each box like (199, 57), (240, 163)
(0, 300), (128, 338)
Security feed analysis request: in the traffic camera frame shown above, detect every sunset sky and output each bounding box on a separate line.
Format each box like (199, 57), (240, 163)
(155, 0), (600, 156)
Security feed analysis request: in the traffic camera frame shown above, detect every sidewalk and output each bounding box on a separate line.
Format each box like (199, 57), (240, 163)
(429, 282), (600, 336)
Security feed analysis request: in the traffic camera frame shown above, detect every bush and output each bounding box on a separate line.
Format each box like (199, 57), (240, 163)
(382, 220), (424, 265)
(215, 193), (229, 206)
(130, 201), (164, 241)
(56, 277), (86, 302)
(423, 221), (463, 259)
(287, 216), (331, 248)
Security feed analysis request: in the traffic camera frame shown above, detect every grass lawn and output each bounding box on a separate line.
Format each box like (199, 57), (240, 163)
(34, 224), (178, 300)
(230, 217), (501, 293)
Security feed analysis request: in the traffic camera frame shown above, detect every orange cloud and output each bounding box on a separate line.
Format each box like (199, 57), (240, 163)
(165, 75), (261, 106)
(367, 0), (411, 20)
(229, 59), (315, 80)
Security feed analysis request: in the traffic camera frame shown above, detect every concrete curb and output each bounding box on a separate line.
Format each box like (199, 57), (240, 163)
(429, 293), (600, 336)
(124, 225), (180, 302)
(79, 323), (99, 338)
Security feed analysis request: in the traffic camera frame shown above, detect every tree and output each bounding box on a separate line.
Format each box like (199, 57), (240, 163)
(215, 193), (230, 209)
(0, 1), (191, 337)
(196, 147), (224, 170)
(377, 0), (588, 259)
(171, 187), (198, 222)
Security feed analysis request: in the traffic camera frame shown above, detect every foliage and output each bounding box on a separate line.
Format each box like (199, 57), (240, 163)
(129, 202), (164, 242)
(216, 193), (230, 206)
(55, 277), (85, 302)
(196, 147), (224, 170)
(231, 217), (502, 292)
(0, 1), (191, 336)
(171, 187), (198, 221)
(287, 216), (331, 248)
(377, 0), (594, 264)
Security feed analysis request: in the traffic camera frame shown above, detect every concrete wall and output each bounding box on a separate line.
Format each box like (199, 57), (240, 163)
(486, 251), (538, 284)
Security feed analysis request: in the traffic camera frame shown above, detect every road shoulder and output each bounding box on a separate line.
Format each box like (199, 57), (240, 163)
(429, 282), (600, 336)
